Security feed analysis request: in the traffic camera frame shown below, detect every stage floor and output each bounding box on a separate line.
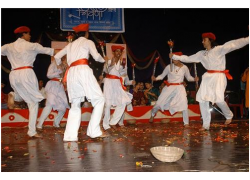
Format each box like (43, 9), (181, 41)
(1, 119), (249, 172)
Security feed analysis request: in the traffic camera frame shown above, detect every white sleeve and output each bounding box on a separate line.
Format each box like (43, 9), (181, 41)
(218, 37), (249, 55)
(54, 47), (67, 65)
(1, 44), (8, 56)
(32, 43), (54, 56)
(88, 40), (105, 63)
(156, 66), (169, 80)
(184, 66), (195, 82)
(173, 51), (203, 63)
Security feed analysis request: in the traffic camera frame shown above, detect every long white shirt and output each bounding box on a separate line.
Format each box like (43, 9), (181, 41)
(103, 60), (133, 106)
(155, 64), (195, 114)
(54, 37), (105, 102)
(45, 61), (69, 111)
(1, 38), (54, 103)
(172, 37), (249, 104)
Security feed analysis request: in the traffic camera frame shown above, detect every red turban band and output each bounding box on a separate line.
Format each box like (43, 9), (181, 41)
(202, 32), (216, 40)
(111, 45), (125, 52)
(72, 24), (89, 33)
(14, 26), (30, 34)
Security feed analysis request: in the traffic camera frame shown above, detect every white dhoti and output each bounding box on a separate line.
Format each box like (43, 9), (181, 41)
(37, 106), (66, 128)
(152, 85), (189, 124)
(151, 85), (189, 124)
(54, 37), (108, 140)
(64, 65), (105, 140)
(37, 79), (69, 129)
(103, 76), (133, 130)
(9, 69), (44, 137)
(197, 73), (233, 129)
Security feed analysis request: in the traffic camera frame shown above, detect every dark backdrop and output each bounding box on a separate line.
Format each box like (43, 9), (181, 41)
(1, 8), (249, 93)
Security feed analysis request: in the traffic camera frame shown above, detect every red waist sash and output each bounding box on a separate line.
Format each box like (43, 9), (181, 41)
(164, 80), (184, 87)
(106, 74), (126, 90)
(50, 78), (61, 82)
(63, 59), (88, 83)
(13, 66), (32, 71)
(207, 70), (233, 80)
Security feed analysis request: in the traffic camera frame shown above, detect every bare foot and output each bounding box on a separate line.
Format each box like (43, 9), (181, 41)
(110, 125), (117, 130)
(199, 127), (209, 131)
(119, 125), (127, 129)
(225, 119), (232, 125)
(96, 132), (110, 138)
(30, 134), (41, 138)
(149, 116), (154, 123)
(7, 93), (15, 109)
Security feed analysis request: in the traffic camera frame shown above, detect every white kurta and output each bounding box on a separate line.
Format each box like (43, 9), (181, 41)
(1, 38), (54, 137)
(172, 37), (249, 104)
(1, 38), (54, 104)
(55, 37), (105, 103)
(102, 60), (133, 130)
(45, 61), (69, 111)
(54, 37), (105, 139)
(155, 64), (195, 114)
(103, 60), (133, 106)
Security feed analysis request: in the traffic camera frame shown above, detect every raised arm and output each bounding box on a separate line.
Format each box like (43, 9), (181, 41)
(171, 51), (202, 63)
(218, 37), (249, 55)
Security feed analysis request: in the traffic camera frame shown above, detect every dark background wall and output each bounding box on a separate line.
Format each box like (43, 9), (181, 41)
(1, 8), (249, 93)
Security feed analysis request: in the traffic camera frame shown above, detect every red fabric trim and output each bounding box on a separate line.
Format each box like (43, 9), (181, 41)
(50, 78), (61, 82)
(164, 80), (184, 87)
(207, 70), (233, 80)
(63, 59), (88, 83)
(13, 66), (32, 71)
(106, 74), (127, 90)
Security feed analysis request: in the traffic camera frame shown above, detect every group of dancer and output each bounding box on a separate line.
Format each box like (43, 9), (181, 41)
(1, 23), (249, 141)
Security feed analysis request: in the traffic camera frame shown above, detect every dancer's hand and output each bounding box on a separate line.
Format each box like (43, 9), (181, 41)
(99, 75), (104, 81)
(104, 56), (109, 61)
(169, 52), (173, 59)
(132, 80), (136, 86)
(194, 77), (199, 82)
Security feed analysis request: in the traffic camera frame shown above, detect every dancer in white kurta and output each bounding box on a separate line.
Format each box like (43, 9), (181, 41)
(37, 59), (70, 129)
(150, 52), (198, 126)
(1, 26), (54, 137)
(101, 45), (135, 130)
(170, 33), (249, 130)
(54, 23), (108, 141)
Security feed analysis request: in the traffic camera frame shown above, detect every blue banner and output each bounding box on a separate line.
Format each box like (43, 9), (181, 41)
(60, 8), (124, 33)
